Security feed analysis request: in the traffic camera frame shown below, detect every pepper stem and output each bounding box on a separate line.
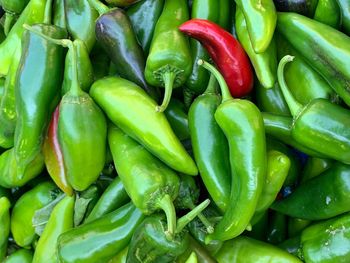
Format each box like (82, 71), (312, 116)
(176, 199), (210, 234)
(277, 55), (303, 117)
(156, 72), (175, 112)
(87, 0), (110, 16)
(4, 13), (15, 36)
(44, 0), (53, 24)
(187, 202), (214, 234)
(157, 194), (176, 238)
(197, 60), (232, 102)
(204, 73), (218, 95)
(23, 24), (81, 96)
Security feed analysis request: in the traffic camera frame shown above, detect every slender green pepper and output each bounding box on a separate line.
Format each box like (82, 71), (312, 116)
(235, 0), (277, 53)
(90, 76), (198, 176)
(57, 202), (144, 263)
(267, 211), (287, 245)
(32, 195), (75, 263)
(300, 157), (334, 183)
(188, 74), (230, 213)
(84, 176), (129, 223)
(126, 0), (164, 54)
(108, 125), (179, 236)
(0, 0), (46, 76)
(53, 0), (66, 29)
(313, 0), (341, 28)
(145, 0), (192, 112)
(272, 162), (350, 220)
(236, 6), (277, 89)
(336, 0), (350, 35)
(218, 0), (232, 30)
(0, 197), (10, 261)
(14, 22), (66, 178)
(277, 12), (350, 107)
(164, 98), (190, 141)
(278, 55), (350, 164)
(4, 249), (33, 263)
(215, 236), (302, 263)
(199, 60), (266, 242)
(301, 213), (350, 263)
(11, 181), (59, 247)
(64, 0), (98, 52)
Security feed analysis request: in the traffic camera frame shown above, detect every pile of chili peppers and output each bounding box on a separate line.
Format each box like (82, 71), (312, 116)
(0, 0), (350, 262)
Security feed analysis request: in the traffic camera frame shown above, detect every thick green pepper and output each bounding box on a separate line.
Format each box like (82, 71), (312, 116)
(64, 0), (98, 52)
(127, 0), (164, 54)
(14, 23), (66, 178)
(277, 12), (350, 107)
(200, 60), (266, 242)
(32, 195), (75, 263)
(301, 213), (350, 263)
(164, 98), (190, 141)
(313, 0), (341, 28)
(11, 181), (59, 247)
(0, 197), (10, 261)
(235, 0), (277, 53)
(236, 6), (277, 89)
(145, 0), (192, 112)
(90, 76), (198, 176)
(57, 202), (144, 263)
(276, 33), (338, 105)
(4, 249), (33, 263)
(278, 55), (350, 164)
(272, 162), (350, 220)
(188, 74), (230, 213)
(84, 176), (129, 224)
(215, 236), (302, 263)
(0, 0), (46, 76)
(108, 125), (179, 235)
(300, 157), (333, 183)
(336, 0), (350, 35)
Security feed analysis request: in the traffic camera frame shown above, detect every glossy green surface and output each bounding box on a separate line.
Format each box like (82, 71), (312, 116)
(288, 217), (311, 238)
(313, 0), (341, 28)
(164, 98), (190, 141)
(301, 157), (333, 183)
(336, 0), (350, 35)
(4, 249), (33, 263)
(0, 197), (10, 261)
(278, 236), (302, 258)
(90, 76), (198, 175)
(0, 0), (29, 13)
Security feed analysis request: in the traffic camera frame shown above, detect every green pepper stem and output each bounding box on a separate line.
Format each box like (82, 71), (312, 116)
(188, 202), (214, 234)
(157, 194), (176, 238)
(176, 199), (210, 234)
(277, 55), (303, 117)
(4, 13), (15, 36)
(156, 72), (175, 112)
(87, 0), (110, 16)
(204, 73), (218, 95)
(197, 60), (232, 102)
(23, 24), (81, 96)
(44, 0), (53, 24)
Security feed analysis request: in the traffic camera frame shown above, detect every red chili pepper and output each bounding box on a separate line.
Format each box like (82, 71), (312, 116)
(179, 19), (254, 97)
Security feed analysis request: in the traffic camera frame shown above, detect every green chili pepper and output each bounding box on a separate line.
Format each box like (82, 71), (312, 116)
(145, 0), (192, 112)
(0, 0), (30, 35)
(0, 197), (10, 261)
(32, 195), (75, 263)
(301, 213), (350, 262)
(267, 211), (287, 245)
(336, 0), (350, 35)
(127, 0), (164, 54)
(288, 217), (311, 238)
(90, 76), (198, 176)
(215, 236), (302, 263)
(199, 60), (266, 242)
(272, 162), (350, 220)
(108, 124), (179, 236)
(278, 55), (350, 164)
(277, 13), (350, 107)
(300, 157), (334, 183)
(188, 74), (230, 213)
(313, 0), (341, 28)
(4, 249), (33, 263)
(57, 202), (144, 263)
(64, 0), (98, 52)
(236, 6), (277, 89)
(84, 176), (129, 224)
(53, 0), (66, 29)
(11, 181), (59, 247)
(235, 0), (277, 53)
(164, 98), (190, 141)
(276, 33), (339, 105)
(0, 0), (47, 76)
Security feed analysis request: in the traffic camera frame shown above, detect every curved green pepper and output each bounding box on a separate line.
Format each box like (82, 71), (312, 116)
(164, 98), (190, 141)
(336, 0), (350, 35)
(90, 76), (198, 176)
(313, 0), (341, 28)
(32, 195), (75, 263)
(272, 162), (350, 220)
(57, 202), (144, 263)
(84, 176), (129, 224)
(0, 197), (10, 261)
(4, 249), (33, 263)
(300, 157), (333, 183)
(200, 60), (266, 242)
(11, 181), (59, 247)
(235, 0), (277, 53)
(127, 0), (164, 54)
(145, 0), (192, 112)
(215, 236), (302, 262)
(188, 74), (230, 213)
